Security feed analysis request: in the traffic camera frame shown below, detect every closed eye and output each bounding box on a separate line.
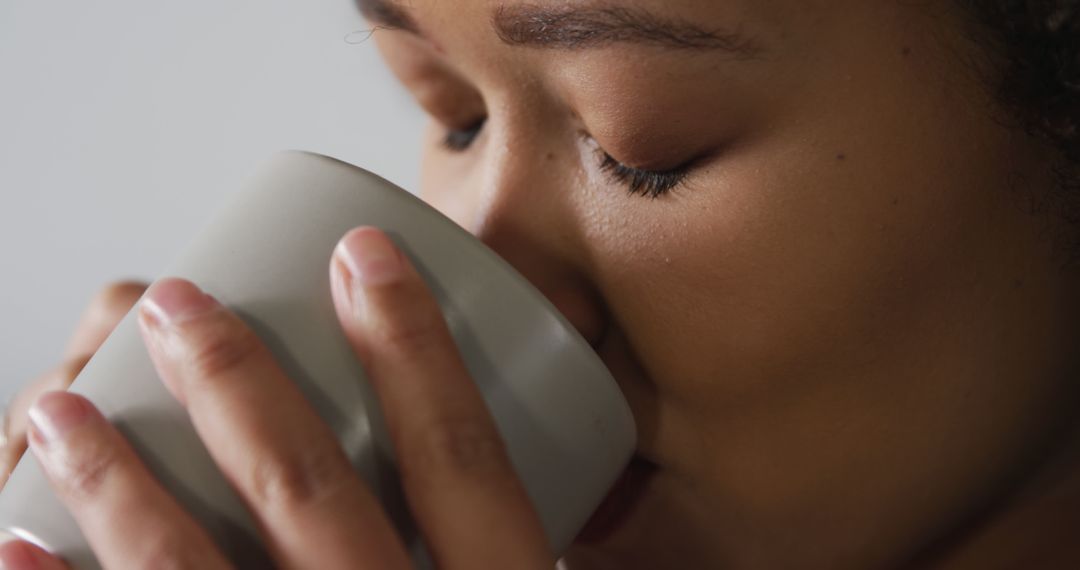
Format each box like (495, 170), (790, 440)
(442, 117), (487, 151)
(597, 151), (693, 199)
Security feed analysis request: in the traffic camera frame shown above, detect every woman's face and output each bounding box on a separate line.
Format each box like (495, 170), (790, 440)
(364, 1), (1080, 567)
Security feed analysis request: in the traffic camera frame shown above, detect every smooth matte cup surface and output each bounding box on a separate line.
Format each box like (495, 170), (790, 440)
(0, 150), (636, 568)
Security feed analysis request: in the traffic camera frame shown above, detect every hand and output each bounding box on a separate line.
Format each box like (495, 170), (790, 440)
(0, 282), (148, 489)
(0, 228), (554, 569)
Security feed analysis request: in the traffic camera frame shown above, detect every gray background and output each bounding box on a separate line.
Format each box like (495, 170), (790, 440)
(0, 0), (425, 403)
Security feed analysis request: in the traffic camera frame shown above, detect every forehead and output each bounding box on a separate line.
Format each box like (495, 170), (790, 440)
(356, 0), (794, 51)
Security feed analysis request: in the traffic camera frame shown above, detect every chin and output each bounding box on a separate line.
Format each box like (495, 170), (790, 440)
(560, 457), (665, 570)
(561, 450), (728, 569)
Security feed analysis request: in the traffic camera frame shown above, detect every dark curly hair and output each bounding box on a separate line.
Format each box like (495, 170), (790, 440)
(960, 1), (1080, 252)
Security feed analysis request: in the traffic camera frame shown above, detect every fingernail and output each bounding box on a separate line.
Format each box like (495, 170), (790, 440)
(140, 278), (220, 328)
(27, 393), (92, 445)
(0, 536), (40, 570)
(334, 227), (403, 287)
(330, 257), (361, 320)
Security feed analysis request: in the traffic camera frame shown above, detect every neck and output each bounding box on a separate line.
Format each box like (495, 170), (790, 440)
(910, 416), (1080, 569)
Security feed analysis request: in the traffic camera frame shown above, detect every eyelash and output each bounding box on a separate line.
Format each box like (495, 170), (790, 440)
(440, 119), (691, 198)
(596, 152), (691, 199)
(441, 118), (486, 152)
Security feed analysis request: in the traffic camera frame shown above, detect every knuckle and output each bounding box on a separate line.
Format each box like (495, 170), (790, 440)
(55, 442), (118, 502)
(177, 315), (262, 379)
(402, 417), (513, 482)
(92, 281), (149, 320)
(372, 308), (447, 356)
(0, 445), (22, 481)
(138, 534), (202, 570)
(55, 354), (93, 384)
(248, 444), (353, 510)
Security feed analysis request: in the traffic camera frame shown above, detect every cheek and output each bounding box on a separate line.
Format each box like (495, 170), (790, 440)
(583, 97), (1031, 419)
(418, 123), (478, 226)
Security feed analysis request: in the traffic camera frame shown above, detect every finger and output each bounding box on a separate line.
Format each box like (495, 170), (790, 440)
(0, 355), (90, 489)
(63, 281), (149, 360)
(2, 282), (147, 490)
(0, 539), (70, 570)
(26, 391), (232, 570)
(330, 227), (553, 570)
(136, 278), (412, 570)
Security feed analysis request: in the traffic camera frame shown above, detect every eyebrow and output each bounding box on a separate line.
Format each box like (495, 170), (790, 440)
(493, 4), (761, 56)
(356, 0), (762, 57)
(355, 0), (419, 34)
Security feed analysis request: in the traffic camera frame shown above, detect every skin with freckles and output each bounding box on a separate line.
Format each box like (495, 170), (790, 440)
(364, 0), (1080, 568)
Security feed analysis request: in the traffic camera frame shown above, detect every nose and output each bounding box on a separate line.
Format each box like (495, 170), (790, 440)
(423, 124), (608, 348)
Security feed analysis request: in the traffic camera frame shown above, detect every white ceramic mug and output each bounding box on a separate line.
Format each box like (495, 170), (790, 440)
(0, 150), (636, 569)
